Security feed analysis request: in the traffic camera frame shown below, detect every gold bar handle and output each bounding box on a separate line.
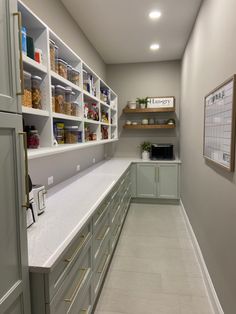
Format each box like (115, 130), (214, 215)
(19, 132), (29, 208)
(97, 226), (109, 241)
(97, 254), (109, 274)
(64, 233), (89, 263)
(80, 309), (89, 314)
(13, 12), (24, 96)
(64, 268), (89, 303)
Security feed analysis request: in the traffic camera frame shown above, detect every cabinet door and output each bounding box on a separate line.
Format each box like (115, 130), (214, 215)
(136, 164), (156, 198)
(0, 0), (21, 113)
(157, 164), (179, 199)
(0, 113), (30, 313)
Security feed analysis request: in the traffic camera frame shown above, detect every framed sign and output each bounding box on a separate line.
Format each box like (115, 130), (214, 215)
(203, 75), (236, 172)
(147, 96), (175, 109)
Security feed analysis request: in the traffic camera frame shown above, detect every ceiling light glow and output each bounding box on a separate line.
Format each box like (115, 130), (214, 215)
(149, 11), (162, 19)
(150, 43), (160, 50)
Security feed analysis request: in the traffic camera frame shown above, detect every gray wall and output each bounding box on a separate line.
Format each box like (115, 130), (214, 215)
(180, 0), (236, 312)
(106, 61), (181, 158)
(22, 0), (106, 79)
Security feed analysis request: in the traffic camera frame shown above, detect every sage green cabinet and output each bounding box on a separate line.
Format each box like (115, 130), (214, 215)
(0, 0), (21, 113)
(136, 163), (179, 199)
(0, 113), (30, 314)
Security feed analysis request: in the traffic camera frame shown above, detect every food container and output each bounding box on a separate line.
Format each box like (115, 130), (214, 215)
(83, 70), (90, 92)
(55, 85), (65, 114)
(126, 120), (131, 125)
(21, 27), (27, 55)
(34, 48), (42, 64)
(149, 118), (155, 125)
(58, 58), (68, 79)
(31, 75), (42, 109)
(141, 119), (148, 125)
(27, 129), (40, 149)
(71, 68), (80, 86)
(55, 45), (59, 73)
(22, 71), (32, 107)
(51, 85), (55, 112)
(54, 123), (65, 144)
(64, 87), (73, 115)
(49, 39), (56, 71)
(67, 64), (72, 81)
(71, 101), (80, 116)
(65, 126), (79, 144)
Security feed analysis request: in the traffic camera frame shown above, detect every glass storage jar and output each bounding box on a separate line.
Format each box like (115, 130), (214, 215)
(22, 71), (32, 107)
(32, 75), (42, 109)
(64, 87), (73, 115)
(55, 46), (59, 73)
(71, 101), (79, 116)
(55, 85), (65, 114)
(54, 123), (65, 144)
(58, 58), (68, 79)
(49, 39), (56, 71)
(51, 85), (55, 112)
(71, 68), (80, 86)
(27, 129), (40, 149)
(67, 64), (72, 81)
(65, 126), (79, 144)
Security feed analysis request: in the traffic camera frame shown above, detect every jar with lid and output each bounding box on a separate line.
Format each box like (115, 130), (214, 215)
(27, 128), (40, 149)
(22, 71), (32, 107)
(64, 87), (72, 115)
(71, 68), (80, 86)
(67, 64), (72, 81)
(51, 85), (55, 112)
(57, 58), (68, 79)
(55, 45), (59, 73)
(54, 123), (64, 144)
(65, 126), (79, 144)
(55, 85), (65, 114)
(71, 101), (80, 116)
(49, 39), (56, 71)
(32, 75), (42, 109)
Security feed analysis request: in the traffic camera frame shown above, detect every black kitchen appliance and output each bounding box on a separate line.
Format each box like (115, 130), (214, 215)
(150, 144), (174, 160)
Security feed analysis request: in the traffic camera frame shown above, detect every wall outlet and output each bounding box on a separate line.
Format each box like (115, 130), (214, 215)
(48, 176), (54, 185)
(92, 157), (96, 164)
(76, 164), (81, 172)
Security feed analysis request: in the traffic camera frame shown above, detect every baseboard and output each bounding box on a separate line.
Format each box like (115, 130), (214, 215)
(180, 200), (224, 314)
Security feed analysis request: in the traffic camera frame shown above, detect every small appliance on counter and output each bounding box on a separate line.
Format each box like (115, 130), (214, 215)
(150, 144), (174, 160)
(32, 184), (46, 215)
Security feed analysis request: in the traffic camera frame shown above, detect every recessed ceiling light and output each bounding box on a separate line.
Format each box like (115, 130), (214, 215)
(149, 11), (162, 19)
(150, 43), (160, 50)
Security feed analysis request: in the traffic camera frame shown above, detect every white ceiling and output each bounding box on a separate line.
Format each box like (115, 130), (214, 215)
(61, 0), (202, 64)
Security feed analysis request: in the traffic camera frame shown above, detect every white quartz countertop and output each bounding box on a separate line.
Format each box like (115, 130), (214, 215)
(27, 157), (181, 272)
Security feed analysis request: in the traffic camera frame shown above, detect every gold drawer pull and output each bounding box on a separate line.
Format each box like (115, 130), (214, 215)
(97, 226), (109, 241)
(80, 309), (89, 314)
(65, 233), (89, 263)
(64, 268), (89, 303)
(97, 254), (109, 274)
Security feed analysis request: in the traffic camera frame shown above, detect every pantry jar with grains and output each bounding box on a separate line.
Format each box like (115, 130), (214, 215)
(65, 126), (79, 144)
(67, 64), (72, 81)
(32, 76), (42, 109)
(71, 68), (80, 86)
(71, 101), (79, 116)
(22, 71), (32, 107)
(55, 85), (65, 114)
(64, 87), (73, 115)
(51, 85), (55, 112)
(58, 58), (68, 79)
(49, 39), (56, 71)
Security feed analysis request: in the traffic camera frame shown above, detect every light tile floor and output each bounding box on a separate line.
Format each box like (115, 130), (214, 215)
(94, 203), (214, 314)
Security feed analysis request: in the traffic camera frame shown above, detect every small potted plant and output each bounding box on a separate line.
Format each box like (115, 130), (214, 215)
(136, 97), (148, 109)
(140, 141), (151, 160)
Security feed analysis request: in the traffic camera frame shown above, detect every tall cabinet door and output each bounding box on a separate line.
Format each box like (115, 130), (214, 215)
(136, 164), (156, 198)
(157, 164), (179, 199)
(0, 113), (30, 314)
(0, 0), (21, 113)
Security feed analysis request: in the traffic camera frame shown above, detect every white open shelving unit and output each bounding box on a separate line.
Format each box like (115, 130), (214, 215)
(18, 1), (118, 160)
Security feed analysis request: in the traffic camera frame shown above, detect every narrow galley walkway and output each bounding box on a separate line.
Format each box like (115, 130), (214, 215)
(94, 203), (214, 314)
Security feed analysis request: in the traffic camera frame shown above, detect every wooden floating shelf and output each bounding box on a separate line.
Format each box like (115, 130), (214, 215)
(123, 124), (175, 129)
(123, 107), (175, 113)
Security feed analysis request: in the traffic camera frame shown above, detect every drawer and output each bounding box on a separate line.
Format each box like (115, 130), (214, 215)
(69, 280), (93, 314)
(93, 211), (110, 263)
(45, 222), (92, 302)
(93, 196), (111, 231)
(110, 218), (121, 252)
(110, 201), (121, 226)
(93, 240), (110, 299)
(46, 238), (92, 314)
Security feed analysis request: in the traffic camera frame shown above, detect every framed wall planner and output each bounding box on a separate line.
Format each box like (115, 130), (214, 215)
(203, 75), (236, 172)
